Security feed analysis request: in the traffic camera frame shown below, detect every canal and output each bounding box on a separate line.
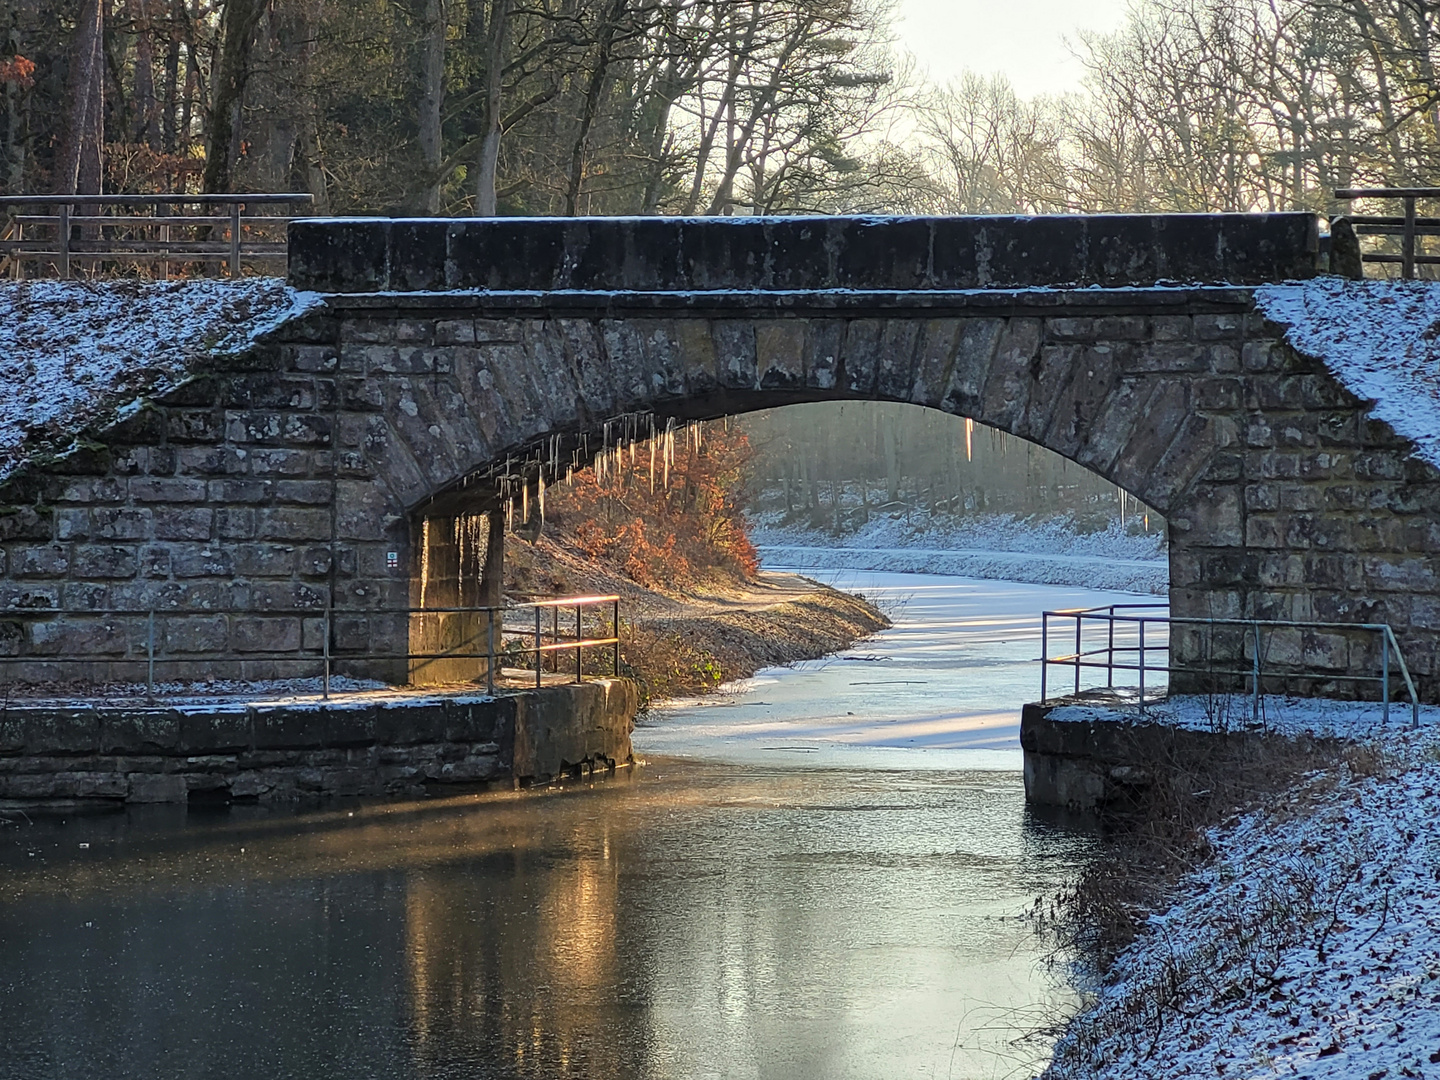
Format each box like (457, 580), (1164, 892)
(0, 570), (1149, 1080)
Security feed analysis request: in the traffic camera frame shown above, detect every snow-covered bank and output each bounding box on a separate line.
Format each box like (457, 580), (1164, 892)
(749, 511), (1167, 594)
(1047, 725), (1440, 1080)
(1257, 278), (1440, 471)
(0, 279), (318, 477)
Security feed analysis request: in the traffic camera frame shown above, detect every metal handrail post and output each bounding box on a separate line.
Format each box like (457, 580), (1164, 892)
(323, 606), (331, 700)
(613, 599), (620, 676)
(146, 610), (155, 700)
(229, 201), (242, 278)
(1074, 615), (1082, 694)
(58, 204), (70, 280)
(486, 610), (496, 695)
(1251, 622), (1261, 724)
(1107, 615), (1115, 688)
(1404, 195), (1417, 279)
(1138, 619), (1146, 711)
(575, 604), (583, 683)
(1040, 612), (1048, 702)
(1382, 627), (1391, 725)
(535, 606), (542, 689)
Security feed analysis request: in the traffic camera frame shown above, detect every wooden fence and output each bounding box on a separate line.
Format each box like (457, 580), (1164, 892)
(0, 193), (314, 279)
(1335, 187), (1440, 278)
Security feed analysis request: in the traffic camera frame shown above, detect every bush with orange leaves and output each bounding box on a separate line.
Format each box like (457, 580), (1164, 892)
(545, 423), (759, 593)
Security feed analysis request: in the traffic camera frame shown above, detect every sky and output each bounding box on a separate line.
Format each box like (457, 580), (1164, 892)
(893, 0), (1131, 99)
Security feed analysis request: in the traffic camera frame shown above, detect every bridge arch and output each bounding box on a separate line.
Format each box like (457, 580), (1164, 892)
(1, 214), (1437, 701)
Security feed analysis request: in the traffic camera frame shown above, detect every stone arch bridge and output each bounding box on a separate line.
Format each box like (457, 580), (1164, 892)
(3, 213), (1438, 698)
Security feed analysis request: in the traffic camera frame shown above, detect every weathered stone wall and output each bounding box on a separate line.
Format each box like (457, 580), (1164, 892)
(0, 284), (1437, 698)
(0, 679), (638, 804)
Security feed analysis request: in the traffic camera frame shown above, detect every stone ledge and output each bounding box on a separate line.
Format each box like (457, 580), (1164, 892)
(311, 285), (1263, 320)
(288, 214), (1320, 293)
(0, 679), (637, 803)
(1021, 697), (1348, 812)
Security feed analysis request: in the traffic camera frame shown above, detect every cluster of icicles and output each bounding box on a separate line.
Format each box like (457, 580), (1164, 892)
(488, 413), (707, 533)
(418, 512), (492, 609)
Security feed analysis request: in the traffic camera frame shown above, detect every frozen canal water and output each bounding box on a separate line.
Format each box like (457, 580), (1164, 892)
(638, 569), (1161, 769)
(0, 570), (1150, 1080)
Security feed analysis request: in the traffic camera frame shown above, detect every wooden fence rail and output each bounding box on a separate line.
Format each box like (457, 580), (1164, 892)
(1334, 187), (1440, 278)
(0, 193), (314, 279)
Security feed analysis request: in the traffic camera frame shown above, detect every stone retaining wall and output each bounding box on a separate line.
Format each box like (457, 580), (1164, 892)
(0, 678), (637, 805)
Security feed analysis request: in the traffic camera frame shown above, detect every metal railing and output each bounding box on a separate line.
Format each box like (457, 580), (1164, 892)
(1040, 603), (1420, 728)
(0, 193), (314, 279)
(0, 594), (621, 700)
(1335, 187), (1440, 278)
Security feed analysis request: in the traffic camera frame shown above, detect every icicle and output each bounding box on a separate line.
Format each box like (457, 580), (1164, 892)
(649, 435), (657, 493)
(965, 418), (974, 462)
(522, 482), (530, 524)
(419, 518), (431, 609)
(455, 516), (464, 606)
(538, 474), (546, 522)
(506, 497), (515, 533)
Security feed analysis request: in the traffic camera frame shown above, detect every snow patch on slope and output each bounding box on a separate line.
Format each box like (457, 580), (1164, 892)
(1047, 727), (1440, 1080)
(749, 511), (1167, 593)
(0, 278), (321, 477)
(1256, 278), (1440, 470)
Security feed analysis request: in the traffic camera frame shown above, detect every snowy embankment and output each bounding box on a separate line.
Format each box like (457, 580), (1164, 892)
(1049, 693), (1432, 740)
(1048, 724), (1440, 1080)
(749, 510), (1168, 594)
(1257, 278), (1440, 470)
(0, 279), (318, 478)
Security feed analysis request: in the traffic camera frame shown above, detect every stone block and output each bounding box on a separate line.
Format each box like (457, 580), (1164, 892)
(1193, 314), (1243, 340)
(128, 774), (187, 803)
(324, 705), (377, 748)
(275, 480), (333, 505)
(92, 508), (153, 541)
(22, 707), (100, 754)
(258, 508), (333, 542)
(232, 617), (302, 653)
(375, 701), (447, 745)
(71, 545), (137, 580)
(150, 508), (214, 543)
(13, 545), (69, 578)
(129, 477), (208, 503)
(171, 546), (234, 579)
(216, 509), (258, 540)
(253, 705), (327, 750)
(166, 410), (225, 443)
(99, 709), (181, 755)
(164, 616), (229, 654)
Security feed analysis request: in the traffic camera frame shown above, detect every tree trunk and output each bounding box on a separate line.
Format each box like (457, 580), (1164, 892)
(161, 0), (181, 154)
(54, 0), (105, 195)
(131, 0), (159, 146)
(416, 0), (446, 213)
(475, 0), (511, 216)
(201, 0), (266, 194)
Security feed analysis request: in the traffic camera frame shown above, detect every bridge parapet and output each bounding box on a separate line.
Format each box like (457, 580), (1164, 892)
(287, 213), (1320, 295)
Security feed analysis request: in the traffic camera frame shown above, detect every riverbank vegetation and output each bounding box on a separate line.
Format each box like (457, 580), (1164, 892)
(503, 420), (888, 704)
(1036, 721), (1439, 1077)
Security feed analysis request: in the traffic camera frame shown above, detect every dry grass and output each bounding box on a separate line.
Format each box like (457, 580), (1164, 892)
(506, 532), (889, 705)
(1033, 732), (1377, 978)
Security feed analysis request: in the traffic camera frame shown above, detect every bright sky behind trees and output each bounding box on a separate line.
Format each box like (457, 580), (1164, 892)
(895, 0), (1128, 96)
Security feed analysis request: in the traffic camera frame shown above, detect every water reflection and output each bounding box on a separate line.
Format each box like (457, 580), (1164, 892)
(0, 762), (1088, 1080)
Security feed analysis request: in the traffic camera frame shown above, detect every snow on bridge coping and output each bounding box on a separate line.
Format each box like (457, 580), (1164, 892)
(1256, 279), (1440, 472)
(0, 279), (319, 479)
